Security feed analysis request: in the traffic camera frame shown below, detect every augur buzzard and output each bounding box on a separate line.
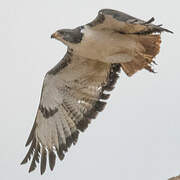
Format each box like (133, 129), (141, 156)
(21, 9), (172, 174)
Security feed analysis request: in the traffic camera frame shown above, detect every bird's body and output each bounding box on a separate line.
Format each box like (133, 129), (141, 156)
(21, 9), (172, 174)
(71, 26), (141, 63)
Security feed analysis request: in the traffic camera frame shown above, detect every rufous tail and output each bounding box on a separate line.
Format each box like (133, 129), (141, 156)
(121, 34), (161, 76)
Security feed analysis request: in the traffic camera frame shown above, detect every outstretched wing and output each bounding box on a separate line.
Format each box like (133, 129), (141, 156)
(21, 49), (121, 174)
(87, 9), (173, 34)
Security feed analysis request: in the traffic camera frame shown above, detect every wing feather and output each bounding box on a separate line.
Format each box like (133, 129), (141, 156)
(21, 138), (36, 164)
(21, 49), (121, 174)
(28, 143), (40, 173)
(21, 9), (172, 174)
(25, 121), (36, 147)
(22, 46), (120, 174)
(40, 147), (47, 175)
(87, 9), (173, 34)
(48, 150), (56, 171)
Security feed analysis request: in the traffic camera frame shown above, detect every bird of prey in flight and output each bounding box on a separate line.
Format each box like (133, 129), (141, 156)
(21, 9), (172, 174)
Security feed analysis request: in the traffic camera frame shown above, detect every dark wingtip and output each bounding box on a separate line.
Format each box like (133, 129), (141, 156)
(49, 151), (56, 171)
(25, 141), (30, 147)
(159, 25), (173, 34)
(28, 165), (36, 173)
(142, 17), (155, 25)
(25, 122), (36, 147)
(165, 29), (174, 34)
(21, 159), (27, 165)
(28, 143), (40, 173)
(21, 138), (36, 166)
(25, 134), (32, 146)
(40, 148), (47, 175)
(160, 26), (173, 34)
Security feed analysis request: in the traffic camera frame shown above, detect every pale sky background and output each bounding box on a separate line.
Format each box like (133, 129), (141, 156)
(0, 0), (179, 179)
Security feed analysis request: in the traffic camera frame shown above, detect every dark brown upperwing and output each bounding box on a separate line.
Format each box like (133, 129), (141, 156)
(87, 9), (173, 34)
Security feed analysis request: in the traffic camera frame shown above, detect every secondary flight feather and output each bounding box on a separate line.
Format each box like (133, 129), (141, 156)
(21, 9), (172, 174)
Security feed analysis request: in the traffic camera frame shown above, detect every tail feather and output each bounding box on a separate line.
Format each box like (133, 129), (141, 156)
(139, 34), (161, 56)
(121, 34), (161, 76)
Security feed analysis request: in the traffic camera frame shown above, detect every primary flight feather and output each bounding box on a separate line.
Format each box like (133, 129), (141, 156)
(21, 9), (172, 174)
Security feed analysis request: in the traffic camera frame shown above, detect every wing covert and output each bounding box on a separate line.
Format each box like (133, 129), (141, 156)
(87, 9), (173, 34)
(21, 49), (121, 174)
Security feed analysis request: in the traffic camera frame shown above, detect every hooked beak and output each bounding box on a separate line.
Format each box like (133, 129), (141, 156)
(51, 32), (59, 39)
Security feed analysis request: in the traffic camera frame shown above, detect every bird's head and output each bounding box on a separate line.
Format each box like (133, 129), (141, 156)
(51, 26), (84, 46)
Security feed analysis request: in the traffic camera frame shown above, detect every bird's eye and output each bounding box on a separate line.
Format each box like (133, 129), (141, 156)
(58, 31), (65, 35)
